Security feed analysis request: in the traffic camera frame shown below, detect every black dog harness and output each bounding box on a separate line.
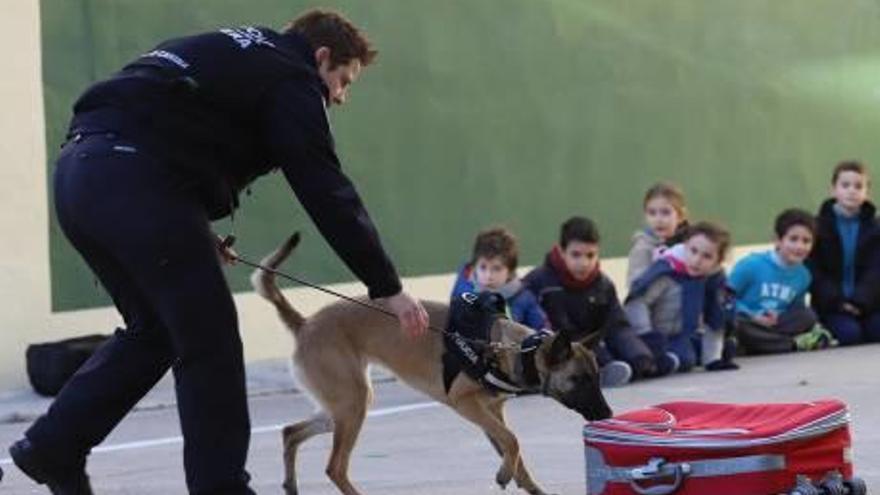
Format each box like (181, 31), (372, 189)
(516, 330), (552, 392)
(442, 292), (552, 395)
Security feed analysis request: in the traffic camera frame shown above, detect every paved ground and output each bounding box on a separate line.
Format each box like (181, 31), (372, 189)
(0, 344), (878, 494)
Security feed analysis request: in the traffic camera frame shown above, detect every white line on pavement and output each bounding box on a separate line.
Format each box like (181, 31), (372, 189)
(0, 401), (441, 466)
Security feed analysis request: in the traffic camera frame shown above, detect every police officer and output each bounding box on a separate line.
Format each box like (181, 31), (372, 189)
(8, 9), (428, 495)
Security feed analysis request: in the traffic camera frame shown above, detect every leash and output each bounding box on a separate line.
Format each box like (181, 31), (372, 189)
(221, 236), (521, 351)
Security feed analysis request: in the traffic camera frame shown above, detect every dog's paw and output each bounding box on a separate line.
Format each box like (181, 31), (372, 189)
(282, 480), (298, 495)
(523, 485), (553, 495)
(495, 468), (514, 489)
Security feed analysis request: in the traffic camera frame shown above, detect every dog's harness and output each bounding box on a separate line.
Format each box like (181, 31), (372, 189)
(515, 330), (552, 393)
(442, 293), (553, 395)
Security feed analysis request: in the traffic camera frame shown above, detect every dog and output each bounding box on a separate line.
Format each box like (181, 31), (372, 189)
(251, 235), (613, 495)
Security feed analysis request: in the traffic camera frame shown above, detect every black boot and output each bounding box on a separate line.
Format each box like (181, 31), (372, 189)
(9, 438), (93, 495)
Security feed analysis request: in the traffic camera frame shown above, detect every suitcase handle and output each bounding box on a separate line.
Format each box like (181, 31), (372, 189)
(628, 457), (691, 495)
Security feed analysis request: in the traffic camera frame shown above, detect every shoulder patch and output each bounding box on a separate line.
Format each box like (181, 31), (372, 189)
(220, 26), (275, 49)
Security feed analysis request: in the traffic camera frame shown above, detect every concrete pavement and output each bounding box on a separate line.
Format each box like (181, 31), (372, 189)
(0, 344), (878, 494)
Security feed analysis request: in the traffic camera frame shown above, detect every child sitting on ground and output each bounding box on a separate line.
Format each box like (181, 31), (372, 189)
(627, 182), (691, 287)
(729, 209), (835, 354)
(450, 226), (547, 330)
(523, 216), (634, 387)
(808, 160), (880, 346)
(621, 221), (736, 377)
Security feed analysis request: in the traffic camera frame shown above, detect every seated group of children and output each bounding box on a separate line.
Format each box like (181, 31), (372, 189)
(449, 160), (880, 388)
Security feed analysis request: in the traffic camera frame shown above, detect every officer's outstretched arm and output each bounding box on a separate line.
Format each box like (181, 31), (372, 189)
(261, 80), (401, 300)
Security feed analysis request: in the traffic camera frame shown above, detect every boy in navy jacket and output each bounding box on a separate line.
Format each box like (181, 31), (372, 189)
(808, 160), (880, 345)
(523, 217), (634, 387)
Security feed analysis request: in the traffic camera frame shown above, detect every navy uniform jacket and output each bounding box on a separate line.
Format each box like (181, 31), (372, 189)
(67, 26), (402, 299)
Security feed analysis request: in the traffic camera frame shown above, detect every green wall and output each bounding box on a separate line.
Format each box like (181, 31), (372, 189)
(43, 0), (880, 310)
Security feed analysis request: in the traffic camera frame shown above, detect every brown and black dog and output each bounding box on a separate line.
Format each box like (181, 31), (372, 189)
(251, 235), (613, 495)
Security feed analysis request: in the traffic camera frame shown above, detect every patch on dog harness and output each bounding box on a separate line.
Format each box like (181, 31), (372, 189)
(442, 293), (546, 395)
(442, 292), (509, 393)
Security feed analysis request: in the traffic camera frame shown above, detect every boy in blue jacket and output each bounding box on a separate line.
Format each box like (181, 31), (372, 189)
(730, 209), (835, 354)
(451, 227), (548, 330)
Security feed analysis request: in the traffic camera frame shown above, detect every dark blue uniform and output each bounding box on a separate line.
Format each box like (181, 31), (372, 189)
(25, 27), (401, 494)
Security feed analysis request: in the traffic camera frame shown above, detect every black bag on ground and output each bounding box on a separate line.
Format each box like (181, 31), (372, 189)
(26, 334), (110, 396)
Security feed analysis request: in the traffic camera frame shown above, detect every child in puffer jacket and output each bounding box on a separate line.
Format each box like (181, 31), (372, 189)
(620, 221), (738, 378)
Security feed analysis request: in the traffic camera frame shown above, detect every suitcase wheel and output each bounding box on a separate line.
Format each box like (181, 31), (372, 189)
(819, 472), (847, 495)
(790, 475), (822, 495)
(789, 474), (867, 495)
(843, 477), (867, 495)
(790, 486), (821, 495)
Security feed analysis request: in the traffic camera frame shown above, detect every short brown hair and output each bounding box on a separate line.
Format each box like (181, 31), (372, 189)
(643, 181), (688, 221)
(472, 227), (518, 272)
(832, 160), (869, 185)
(774, 208), (816, 239)
(283, 9), (377, 67)
(685, 221), (732, 261)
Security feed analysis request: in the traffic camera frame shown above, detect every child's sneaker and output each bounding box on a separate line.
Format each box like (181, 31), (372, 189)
(631, 355), (657, 379)
(794, 327), (838, 351)
(599, 360), (632, 388)
(705, 359), (740, 371)
(816, 327), (839, 348)
(722, 336), (739, 360)
(655, 352), (680, 376)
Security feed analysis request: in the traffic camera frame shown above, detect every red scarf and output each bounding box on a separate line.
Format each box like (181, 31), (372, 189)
(548, 245), (601, 290)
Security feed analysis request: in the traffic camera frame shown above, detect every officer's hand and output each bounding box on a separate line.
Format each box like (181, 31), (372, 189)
(215, 234), (239, 266)
(383, 291), (429, 338)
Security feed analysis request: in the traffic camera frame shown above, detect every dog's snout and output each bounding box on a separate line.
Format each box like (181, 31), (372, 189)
(592, 403), (613, 421)
(592, 389), (614, 420)
(567, 380), (613, 421)
(578, 404), (612, 422)
(577, 397), (612, 421)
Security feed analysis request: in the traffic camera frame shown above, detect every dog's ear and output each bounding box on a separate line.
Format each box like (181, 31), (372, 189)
(482, 292), (506, 316)
(578, 331), (603, 350)
(547, 331), (574, 367)
(463, 292), (506, 316)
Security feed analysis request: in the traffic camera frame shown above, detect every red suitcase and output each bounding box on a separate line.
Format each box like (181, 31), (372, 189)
(583, 399), (866, 495)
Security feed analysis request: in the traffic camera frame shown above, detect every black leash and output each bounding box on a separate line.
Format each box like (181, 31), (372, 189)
(222, 236), (520, 351)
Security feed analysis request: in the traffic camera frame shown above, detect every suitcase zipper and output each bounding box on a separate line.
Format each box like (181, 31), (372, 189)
(583, 410), (850, 449)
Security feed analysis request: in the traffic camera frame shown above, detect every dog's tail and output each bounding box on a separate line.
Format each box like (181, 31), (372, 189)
(250, 233), (306, 334)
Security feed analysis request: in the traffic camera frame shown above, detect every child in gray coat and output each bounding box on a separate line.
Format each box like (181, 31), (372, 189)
(627, 182), (690, 288)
